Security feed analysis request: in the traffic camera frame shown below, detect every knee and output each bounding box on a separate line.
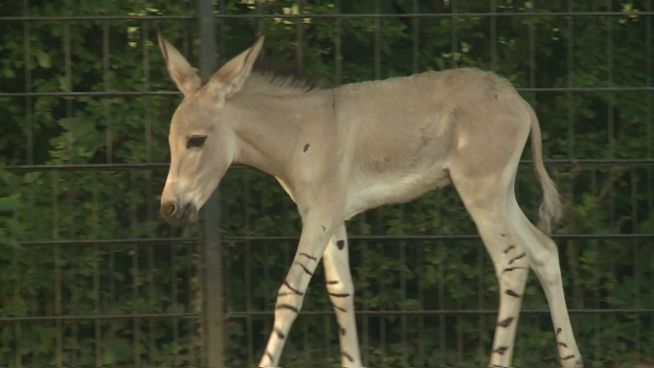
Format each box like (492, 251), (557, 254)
(531, 250), (563, 287)
(327, 277), (354, 293)
(326, 279), (354, 303)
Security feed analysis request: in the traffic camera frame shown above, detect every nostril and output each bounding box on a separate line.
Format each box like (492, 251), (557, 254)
(162, 202), (177, 217)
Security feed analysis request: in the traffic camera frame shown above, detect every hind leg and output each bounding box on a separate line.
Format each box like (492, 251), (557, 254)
(509, 205), (583, 367)
(462, 205), (530, 367)
(454, 170), (582, 368)
(451, 174), (530, 367)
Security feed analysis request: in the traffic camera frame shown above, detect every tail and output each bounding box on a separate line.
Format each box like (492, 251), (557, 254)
(528, 106), (562, 234)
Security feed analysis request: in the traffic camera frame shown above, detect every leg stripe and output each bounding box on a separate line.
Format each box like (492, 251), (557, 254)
(341, 352), (354, 362)
(508, 252), (526, 265)
(276, 304), (299, 313)
(334, 305), (347, 313)
(562, 354), (576, 360)
(493, 346), (509, 355)
(329, 292), (350, 298)
(503, 245), (515, 254)
(326, 280), (340, 285)
(299, 252), (317, 261)
(339, 326), (346, 336)
(283, 280), (304, 296)
(294, 261), (313, 276)
(556, 327), (562, 335)
(264, 351), (274, 362)
(497, 317), (514, 328)
(558, 342), (568, 348)
(505, 289), (521, 298)
(502, 266), (527, 274)
(274, 327), (285, 339)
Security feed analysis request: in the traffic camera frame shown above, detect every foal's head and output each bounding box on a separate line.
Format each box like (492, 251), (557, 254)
(158, 34), (264, 225)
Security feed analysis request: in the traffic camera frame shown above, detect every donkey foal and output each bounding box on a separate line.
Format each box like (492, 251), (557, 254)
(157, 35), (583, 368)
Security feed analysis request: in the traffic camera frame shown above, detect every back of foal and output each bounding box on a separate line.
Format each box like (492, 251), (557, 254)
(156, 35), (583, 368)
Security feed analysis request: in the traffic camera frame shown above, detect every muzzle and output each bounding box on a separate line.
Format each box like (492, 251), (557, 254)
(160, 200), (199, 225)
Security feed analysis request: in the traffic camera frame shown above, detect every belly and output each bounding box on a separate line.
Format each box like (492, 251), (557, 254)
(344, 170), (451, 219)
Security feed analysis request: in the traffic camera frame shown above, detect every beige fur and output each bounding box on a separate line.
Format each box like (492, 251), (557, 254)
(158, 35), (582, 368)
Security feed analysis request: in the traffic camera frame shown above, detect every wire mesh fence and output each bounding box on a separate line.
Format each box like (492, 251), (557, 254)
(1, 0), (653, 367)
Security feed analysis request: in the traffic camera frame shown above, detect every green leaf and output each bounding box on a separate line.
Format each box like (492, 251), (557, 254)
(35, 50), (51, 68)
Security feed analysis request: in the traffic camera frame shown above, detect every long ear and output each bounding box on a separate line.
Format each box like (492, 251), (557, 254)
(207, 36), (265, 98)
(158, 33), (202, 96)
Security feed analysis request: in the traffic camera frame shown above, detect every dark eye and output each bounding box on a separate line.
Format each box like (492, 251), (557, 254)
(186, 135), (207, 149)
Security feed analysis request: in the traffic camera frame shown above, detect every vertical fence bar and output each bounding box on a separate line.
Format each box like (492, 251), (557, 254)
(196, 1), (223, 367)
(170, 241), (180, 367)
(490, 0), (497, 70)
(91, 172), (102, 368)
(591, 169), (600, 363)
(528, 1), (536, 90)
(398, 216), (408, 367)
(630, 170), (640, 362)
(416, 243), (425, 367)
(218, 0), (226, 65)
(142, 19), (157, 365)
(566, 0), (575, 160)
(103, 8), (117, 367)
(256, 0), (264, 37)
(296, 0), (305, 74)
(130, 171), (141, 368)
(606, 1), (614, 158)
(437, 250), (445, 360)
(375, 214), (386, 362)
(360, 219), (370, 365)
(374, 0), (381, 79)
(450, 0), (458, 68)
(245, 241), (254, 366)
(103, 18), (112, 163)
(59, 1), (74, 364)
(646, 0), (653, 363)
(334, 0), (342, 84)
(16, 1), (31, 365)
(606, 4), (618, 361)
(411, 0), (419, 74)
(22, 0), (33, 165)
(52, 171), (62, 368)
(98, 3), (110, 364)
(244, 185), (254, 366)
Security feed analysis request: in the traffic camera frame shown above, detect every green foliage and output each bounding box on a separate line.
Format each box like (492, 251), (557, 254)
(1, 0), (653, 367)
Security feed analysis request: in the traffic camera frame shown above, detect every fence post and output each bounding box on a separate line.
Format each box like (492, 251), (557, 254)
(196, 1), (223, 367)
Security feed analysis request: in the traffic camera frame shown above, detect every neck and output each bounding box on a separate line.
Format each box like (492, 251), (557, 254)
(226, 91), (324, 182)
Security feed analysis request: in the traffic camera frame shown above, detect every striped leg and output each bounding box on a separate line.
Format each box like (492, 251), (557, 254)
(258, 219), (334, 368)
(464, 204), (529, 368)
(464, 194), (582, 368)
(512, 209), (583, 368)
(451, 170), (531, 368)
(323, 224), (362, 368)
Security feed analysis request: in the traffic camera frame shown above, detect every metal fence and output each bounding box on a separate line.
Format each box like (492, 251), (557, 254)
(2, 0), (653, 367)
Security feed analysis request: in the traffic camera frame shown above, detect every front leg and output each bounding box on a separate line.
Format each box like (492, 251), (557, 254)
(323, 224), (362, 367)
(258, 217), (338, 368)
